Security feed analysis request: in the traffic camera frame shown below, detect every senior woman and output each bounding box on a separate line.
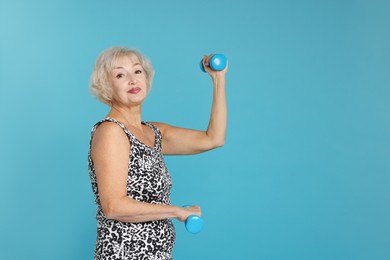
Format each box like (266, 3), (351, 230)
(88, 46), (227, 259)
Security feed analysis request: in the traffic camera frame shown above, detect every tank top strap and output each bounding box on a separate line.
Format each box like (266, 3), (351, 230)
(90, 117), (136, 145)
(142, 122), (162, 150)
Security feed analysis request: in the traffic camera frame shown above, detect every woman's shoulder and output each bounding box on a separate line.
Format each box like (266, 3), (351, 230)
(93, 119), (129, 141)
(90, 120), (131, 158)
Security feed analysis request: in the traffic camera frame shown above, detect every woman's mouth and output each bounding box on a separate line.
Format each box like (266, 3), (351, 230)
(128, 87), (141, 94)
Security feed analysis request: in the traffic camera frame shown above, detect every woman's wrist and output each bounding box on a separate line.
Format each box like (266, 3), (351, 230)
(172, 205), (182, 218)
(212, 76), (226, 90)
(211, 73), (226, 82)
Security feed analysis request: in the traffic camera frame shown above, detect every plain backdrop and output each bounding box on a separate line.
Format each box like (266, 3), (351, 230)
(0, 0), (389, 259)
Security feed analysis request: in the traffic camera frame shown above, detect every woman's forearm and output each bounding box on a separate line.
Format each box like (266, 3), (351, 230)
(206, 75), (227, 147)
(103, 197), (181, 223)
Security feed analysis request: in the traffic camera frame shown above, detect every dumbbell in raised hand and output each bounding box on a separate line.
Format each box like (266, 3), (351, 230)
(200, 54), (227, 72)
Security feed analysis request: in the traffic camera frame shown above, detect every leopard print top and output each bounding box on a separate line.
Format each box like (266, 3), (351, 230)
(88, 117), (175, 260)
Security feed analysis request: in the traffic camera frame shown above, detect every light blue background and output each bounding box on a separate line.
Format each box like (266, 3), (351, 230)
(1, 0), (389, 259)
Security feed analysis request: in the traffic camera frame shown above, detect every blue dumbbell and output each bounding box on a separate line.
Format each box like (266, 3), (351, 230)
(183, 205), (204, 234)
(200, 54), (227, 72)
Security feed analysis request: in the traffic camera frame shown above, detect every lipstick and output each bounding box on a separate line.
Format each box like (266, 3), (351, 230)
(128, 87), (141, 94)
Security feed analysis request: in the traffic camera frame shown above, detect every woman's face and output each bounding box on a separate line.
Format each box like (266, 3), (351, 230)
(109, 55), (148, 107)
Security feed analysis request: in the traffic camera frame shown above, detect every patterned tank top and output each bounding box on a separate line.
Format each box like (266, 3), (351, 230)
(88, 117), (175, 260)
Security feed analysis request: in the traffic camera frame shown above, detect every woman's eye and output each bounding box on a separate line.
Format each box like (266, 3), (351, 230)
(116, 73), (125, 79)
(135, 69), (143, 74)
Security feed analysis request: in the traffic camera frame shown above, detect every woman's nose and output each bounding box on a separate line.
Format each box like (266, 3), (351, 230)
(128, 76), (137, 85)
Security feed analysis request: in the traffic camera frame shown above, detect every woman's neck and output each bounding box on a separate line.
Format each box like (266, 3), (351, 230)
(110, 105), (143, 130)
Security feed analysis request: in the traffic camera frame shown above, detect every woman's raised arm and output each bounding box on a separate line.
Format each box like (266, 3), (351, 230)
(154, 54), (228, 155)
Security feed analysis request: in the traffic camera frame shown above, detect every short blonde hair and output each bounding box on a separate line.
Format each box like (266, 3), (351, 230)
(90, 47), (155, 106)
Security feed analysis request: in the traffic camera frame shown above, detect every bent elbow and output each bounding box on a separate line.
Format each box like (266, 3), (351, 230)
(102, 202), (118, 220)
(213, 138), (225, 148)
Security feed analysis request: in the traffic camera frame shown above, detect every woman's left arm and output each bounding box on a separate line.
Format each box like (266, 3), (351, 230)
(154, 55), (228, 155)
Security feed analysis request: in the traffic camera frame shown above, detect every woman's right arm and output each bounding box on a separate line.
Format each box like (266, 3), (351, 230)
(91, 122), (200, 223)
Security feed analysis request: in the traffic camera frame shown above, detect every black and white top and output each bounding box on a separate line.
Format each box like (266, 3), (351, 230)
(88, 117), (175, 260)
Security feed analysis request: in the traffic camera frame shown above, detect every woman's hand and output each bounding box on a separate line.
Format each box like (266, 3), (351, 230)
(201, 54), (228, 79)
(176, 205), (202, 222)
